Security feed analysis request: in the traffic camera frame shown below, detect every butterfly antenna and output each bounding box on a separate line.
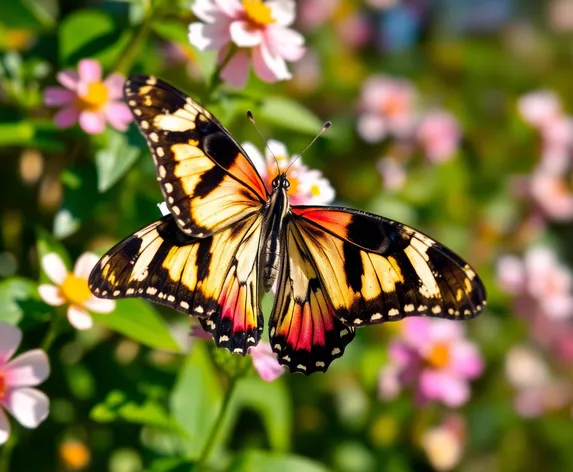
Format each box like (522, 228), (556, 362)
(247, 110), (280, 176)
(285, 121), (331, 173)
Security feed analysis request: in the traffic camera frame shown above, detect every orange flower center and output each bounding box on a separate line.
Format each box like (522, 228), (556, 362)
(243, 0), (275, 27)
(427, 343), (450, 369)
(0, 373), (5, 400)
(60, 440), (91, 469)
(61, 274), (92, 307)
(381, 95), (407, 118)
(79, 81), (109, 111)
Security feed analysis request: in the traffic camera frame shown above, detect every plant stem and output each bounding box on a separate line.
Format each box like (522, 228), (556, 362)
(0, 425), (19, 472)
(113, 17), (152, 75)
(194, 368), (241, 471)
(205, 45), (237, 102)
(41, 312), (65, 351)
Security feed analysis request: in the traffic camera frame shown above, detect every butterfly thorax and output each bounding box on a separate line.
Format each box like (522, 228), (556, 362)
(261, 174), (291, 292)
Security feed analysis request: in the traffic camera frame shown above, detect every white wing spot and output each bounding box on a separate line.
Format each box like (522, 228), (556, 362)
(354, 319), (363, 325)
(146, 287), (158, 295)
(315, 361), (325, 368)
(432, 305), (442, 314)
(388, 308), (400, 317)
(149, 132), (159, 142)
(126, 288), (135, 295)
(113, 290), (121, 296)
(156, 147), (165, 157)
(331, 348), (341, 355)
(219, 335), (229, 342)
(370, 313), (382, 321)
(404, 304), (415, 312)
(297, 364), (307, 371)
(164, 183), (173, 193)
(340, 329), (349, 337)
(195, 306), (204, 314)
(180, 301), (190, 309)
(233, 348), (244, 354)
(167, 295), (175, 302)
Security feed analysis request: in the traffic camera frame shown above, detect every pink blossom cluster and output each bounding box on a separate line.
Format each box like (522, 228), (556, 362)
(378, 317), (483, 407)
(497, 246), (573, 362)
(516, 91), (573, 221)
(357, 75), (462, 190)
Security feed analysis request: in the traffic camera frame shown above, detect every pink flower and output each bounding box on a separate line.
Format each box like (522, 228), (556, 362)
(243, 139), (335, 205)
(530, 169), (573, 221)
(378, 318), (483, 407)
(376, 156), (407, 191)
(0, 323), (50, 444)
(497, 247), (573, 320)
(188, 0), (306, 87)
(357, 75), (418, 143)
(417, 110), (461, 163)
(38, 252), (115, 330)
(249, 342), (285, 381)
(43, 59), (132, 135)
(518, 90), (562, 129)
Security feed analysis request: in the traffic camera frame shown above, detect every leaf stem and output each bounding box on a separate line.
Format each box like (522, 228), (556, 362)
(113, 16), (152, 75)
(194, 358), (243, 471)
(41, 311), (66, 351)
(205, 45), (237, 102)
(0, 424), (19, 472)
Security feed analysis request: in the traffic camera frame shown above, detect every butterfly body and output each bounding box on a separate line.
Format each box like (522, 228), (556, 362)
(88, 75), (486, 374)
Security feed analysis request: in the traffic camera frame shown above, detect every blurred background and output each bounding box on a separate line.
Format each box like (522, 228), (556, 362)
(1, 0), (573, 470)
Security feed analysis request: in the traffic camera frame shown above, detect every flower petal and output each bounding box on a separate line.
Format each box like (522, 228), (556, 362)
(38, 284), (65, 307)
(4, 350), (50, 387)
(2, 387), (49, 429)
(73, 253), (99, 279)
(41, 253), (68, 285)
(56, 70), (80, 90)
(241, 141), (268, 179)
(78, 59), (102, 84)
(252, 42), (291, 83)
(53, 106), (80, 129)
(213, 0), (243, 18)
(191, 0), (219, 22)
(230, 20), (263, 47)
(43, 87), (76, 107)
(265, 26), (305, 61)
(249, 342), (285, 382)
(78, 111), (106, 135)
(267, 0), (296, 26)
(103, 101), (133, 131)
(0, 323), (22, 365)
(420, 370), (470, 407)
(0, 408), (10, 445)
(189, 19), (232, 51)
(104, 73), (126, 100)
(357, 114), (387, 143)
(67, 306), (93, 330)
(266, 139), (289, 162)
(220, 49), (251, 88)
(83, 296), (115, 314)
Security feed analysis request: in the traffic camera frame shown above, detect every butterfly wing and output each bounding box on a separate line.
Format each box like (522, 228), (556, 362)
(88, 213), (264, 353)
(290, 206), (486, 326)
(269, 224), (356, 374)
(124, 75), (268, 237)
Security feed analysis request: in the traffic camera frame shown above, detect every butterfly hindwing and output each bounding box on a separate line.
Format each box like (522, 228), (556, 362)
(270, 225), (356, 374)
(88, 213), (264, 353)
(291, 206), (487, 326)
(124, 75), (268, 237)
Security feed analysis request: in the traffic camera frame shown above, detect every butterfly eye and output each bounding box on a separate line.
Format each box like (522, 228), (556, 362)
(284, 180), (290, 189)
(272, 177), (280, 188)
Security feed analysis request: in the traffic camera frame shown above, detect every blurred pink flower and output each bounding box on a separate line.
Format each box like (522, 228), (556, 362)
(505, 345), (571, 417)
(0, 323), (50, 445)
(379, 318), (483, 407)
(530, 169), (573, 221)
(357, 75), (418, 143)
(243, 139), (335, 205)
(249, 342), (285, 381)
(376, 156), (407, 191)
(518, 90), (562, 129)
(298, 0), (339, 30)
(38, 252), (115, 330)
(188, 0), (306, 87)
(417, 110), (461, 163)
(497, 247), (573, 319)
(43, 59), (132, 135)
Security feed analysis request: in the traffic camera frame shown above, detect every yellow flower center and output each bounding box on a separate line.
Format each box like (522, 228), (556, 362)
(427, 343), (450, 369)
(61, 274), (92, 307)
(310, 184), (321, 197)
(60, 440), (91, 469)
(79, 81), (109, 111)
(243, 0), (275, 27)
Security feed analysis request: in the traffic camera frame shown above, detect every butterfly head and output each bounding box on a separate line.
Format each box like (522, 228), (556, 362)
(271, 173), (290, 192)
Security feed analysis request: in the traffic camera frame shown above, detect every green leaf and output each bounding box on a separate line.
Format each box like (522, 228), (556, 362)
(258, 97), (323, 135)
(91, 389), (186, 433)
(170, 342), (223, 459)
(230, 451), (329, 472)
(91, 299), (182, 352)
(0, 277), (48, 327)
(95, 127), (141, 192)
(148, 458), (194, 472)
(0, 0), (58, 30)
(226, 377), (292, 452)
(59, 10), (125, 69)
(0, 120), (63, 150)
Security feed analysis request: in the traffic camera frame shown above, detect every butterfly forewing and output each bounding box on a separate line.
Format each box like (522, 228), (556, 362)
(124, 75), (268, 237)
(291, 206), (486, 326)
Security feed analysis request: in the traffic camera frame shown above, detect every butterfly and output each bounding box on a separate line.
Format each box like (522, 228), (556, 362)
(88, 75), (487, 375)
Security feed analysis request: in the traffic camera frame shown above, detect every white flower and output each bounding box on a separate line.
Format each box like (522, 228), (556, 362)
(243, 139), (335, 205)
(38, 253), (115, 330)
(0, 323), (50, 444)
